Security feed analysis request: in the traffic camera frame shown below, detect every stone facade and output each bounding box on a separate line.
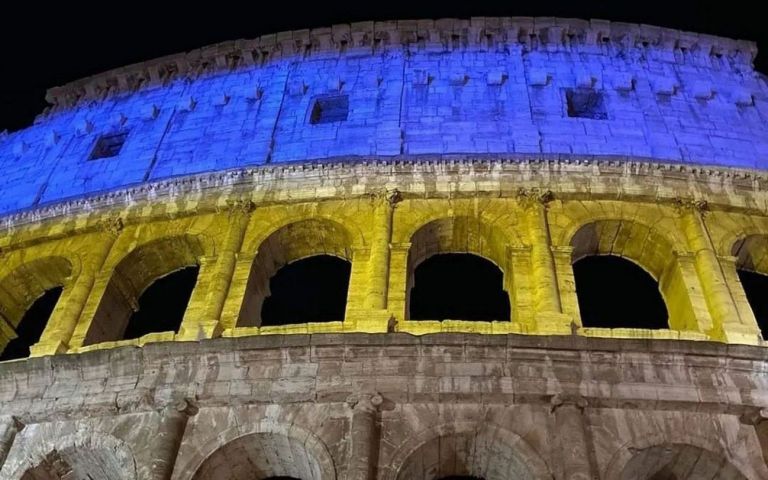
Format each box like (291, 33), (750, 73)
(1, 16), (768, 480)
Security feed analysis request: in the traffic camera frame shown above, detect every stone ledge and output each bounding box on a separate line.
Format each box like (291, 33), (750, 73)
(2, 154), (768, 236)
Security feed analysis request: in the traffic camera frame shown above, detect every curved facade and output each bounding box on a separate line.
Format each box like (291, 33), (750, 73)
(1, 17), (768, 480)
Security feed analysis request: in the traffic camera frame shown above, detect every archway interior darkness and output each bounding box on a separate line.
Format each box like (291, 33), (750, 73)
(261, 255), (351, 326)
(409, 253), (510, 321)
(122, 266), (199, 340)
(573, 255), (668, 329)
(736, 269), (768, 338)
(0, 286), (62, 361)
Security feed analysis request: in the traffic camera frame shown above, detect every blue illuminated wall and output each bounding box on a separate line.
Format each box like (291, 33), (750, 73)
(0, 19), (766, 217)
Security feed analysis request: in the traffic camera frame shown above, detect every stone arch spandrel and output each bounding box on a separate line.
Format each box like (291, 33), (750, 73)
(172, 422), (337, 480)
(241, 202), (370, 255)
(703, 211), (768, 258)
(0, 256), (74, 328)
(2, 429), (137, 480)
(549, 201), (685, 252)
(391, 198), (526, 248)
(597, 411), (767, 480)
(382, 421), (553, 480)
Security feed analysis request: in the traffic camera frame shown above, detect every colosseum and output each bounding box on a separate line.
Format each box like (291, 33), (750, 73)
(0, 16), (767, 480)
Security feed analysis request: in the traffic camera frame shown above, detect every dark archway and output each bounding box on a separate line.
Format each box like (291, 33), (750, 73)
(85, 235), (206, 345)
(122, 266), (199, 340)
(261, 255), (351, 326)
(736, 269), (768, 338)
(573, 255), (668, 329)
(409, 253), (511, 321)
(0, 286), (63, 361)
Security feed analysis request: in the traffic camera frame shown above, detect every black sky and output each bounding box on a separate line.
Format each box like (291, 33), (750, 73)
(0, 0), (764, 132)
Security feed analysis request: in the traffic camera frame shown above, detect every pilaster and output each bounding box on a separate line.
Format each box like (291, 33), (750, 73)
(676, 198), (761, 343)
(150, 399), (198, 480)
(551, 395), (593, 480)
(345, 393), (384, 480)
(30, 215), (122, 356)
(178, 199), (253, 340)
(518, 188), (572, 334)
(0, 416), (23, 470)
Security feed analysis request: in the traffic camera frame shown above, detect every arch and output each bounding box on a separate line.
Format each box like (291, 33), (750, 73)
(731, 234), (768, 337)
(6, 432), (137, 480)
(84, 234), (206, 345)
(404, 217), (512, 320)
(602, 430), (757, 480)
(237, 218), (355, 327)
(184, 423), (336, 480)
(569, 219), (696, 331)
(384, 422), (552, 480)
(617, 444), (748, 480)
(732, 234), (768, 274)
(570, 219), (674, 280)
(243, 212), (365, 255)
(0, 256), (73, 357)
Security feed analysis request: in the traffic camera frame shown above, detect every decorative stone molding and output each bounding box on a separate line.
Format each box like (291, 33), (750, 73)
(44, 18), (757, 108)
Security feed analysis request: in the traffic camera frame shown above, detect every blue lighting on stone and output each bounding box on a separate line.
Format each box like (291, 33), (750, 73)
(0, 18), (766, 217)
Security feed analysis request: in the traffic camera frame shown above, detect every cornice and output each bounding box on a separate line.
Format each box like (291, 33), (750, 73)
(43, 17), (757, 110)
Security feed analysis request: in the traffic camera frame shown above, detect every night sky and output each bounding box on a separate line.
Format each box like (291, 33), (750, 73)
(0, 0), (765, 132)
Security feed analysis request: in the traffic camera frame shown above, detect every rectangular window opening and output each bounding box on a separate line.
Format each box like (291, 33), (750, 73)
(309, 95), (349, 124)
(89, 131), (129, 160)
(565, 88), (607, 120)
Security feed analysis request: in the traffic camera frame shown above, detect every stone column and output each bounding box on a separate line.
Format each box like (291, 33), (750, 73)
(196, 200), (253, 338)
(551, 395), (593, 480)
(676, 199), (759, 343)
(149, 399), (197, 480)
(518, 189), (571, 334)
(364, 190), (401, 311)
(346, 393), (383, 480)
(387, 242), (412, 324)
(31, 216), (122, 356)
(355, 190), (401, 332)
(0, 416), (23, 469)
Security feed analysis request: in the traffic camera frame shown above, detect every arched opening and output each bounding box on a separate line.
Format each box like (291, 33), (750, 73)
(409, 253), (510, 321)
(732, 235), (768, 337)
(405, 217), (512, 321)
(237, 219), (354, 327)
(85, 235), (204, 345)
(735, 270), (768, 337)
(573, 256), (668, 329)
(191, 431), (334, 480)
(19, 446), (135, 480)
(0, 256), (71, 360)
(394, 428), (548, 480)
(618, 444), (747, 480)
(261, 255), (351, 326)
(0, 287), (63, 361)
(122, 266), (199, 339)
(570, 220), (685, 331)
